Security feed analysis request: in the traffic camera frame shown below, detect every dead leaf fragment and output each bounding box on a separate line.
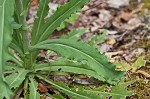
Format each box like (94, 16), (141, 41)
(124, 18), (141, 30)
(38, 83), (48, 93)
(31, 0), (38, 6)
(106, 51), (124, 58)
(121, 11), (133, 21)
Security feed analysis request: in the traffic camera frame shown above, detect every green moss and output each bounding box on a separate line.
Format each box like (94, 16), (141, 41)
(128, 67), (150, 99)
(135, 39), (150, 49)
(135, 38), (150, 61)
(128, 79), (150, 99)
(145, 53), (150, 63)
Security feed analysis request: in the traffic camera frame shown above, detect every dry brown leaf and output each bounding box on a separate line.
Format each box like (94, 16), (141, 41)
(124, 18), (141, 30)
(105, 51), (124, 57)
(121, 11), (133, 21)
(38, 83), (48, 93)
(31, 0), (38, 6)
(112, 18), (123, 29)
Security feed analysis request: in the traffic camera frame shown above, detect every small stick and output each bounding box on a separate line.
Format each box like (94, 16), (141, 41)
(136, 70), (150, 78)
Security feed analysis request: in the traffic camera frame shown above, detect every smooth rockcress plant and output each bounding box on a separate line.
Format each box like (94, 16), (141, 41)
(0, 0), (126, 99)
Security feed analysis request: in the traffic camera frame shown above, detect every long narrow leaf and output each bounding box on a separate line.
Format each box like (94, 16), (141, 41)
(0, 82), (12, 99)
(14, 0), (29, 52)
(32, 0), (50, 45)
(24, 78), (29, 99)
(21, 0), (30, 16)
(46, 93), (65, 99)
(6, 68), (29, 89)
(85, 84), (132, 99)
(10, 42), (23, 55)
(11, 30), (24, 55)
(35, 59), (107, 81)
(37, 74), (100, 99)
(0, 0), (15, 98)
(30, 39), (124, 84)
(13, 0), (27, 53)
(60, 28), (86, 41)
(32, 0), (89, 44)
(29, 78), (40, 99)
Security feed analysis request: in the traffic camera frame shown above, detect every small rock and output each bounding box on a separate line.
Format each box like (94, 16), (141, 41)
(107, 0), (129, 8)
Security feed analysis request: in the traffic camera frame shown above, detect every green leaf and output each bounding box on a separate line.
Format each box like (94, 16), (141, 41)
(30, 39), (124, 84)
(29, 77), (40, 99)
(11, 21), (22, 29)
(5, 63), (22, 72)
(52, 94), (65, 99)
(115, 61), (131, 71)
(115, 56), (146, 71)
(6, 68), (29, 89)
(22, 25), (30, 30)
(24, 78), (29, 99)
(32, 0), (90, 44)
(0, 0), (15, 98)
(14, 0), (30, 16)
(65, 13), (79, 23)
(57, 13), (79, 31)
(118, 79), (136, 87)
(14, 0), (27, 22)
(88, 29), (108, 47)
(0, 0), (15, 77)
(85, 84), (132, 99)
(21, 0), (30, 16)
(9, 54), (23, 67)
(35, 58), (109, 81)
(10, 42), (23, 56)
(31, 0), (50, 45)
(132, 56), (146, 68)
(14, 0), (29, 53)
(11, 29), (24, 56)
(0, 82), (13, 99)
(60, 28), (85, 41)
(46, 93), (65, 99)
(37, 74), (100, 99)
(57, 23), (66, 31)
(111, 85), (132, 99)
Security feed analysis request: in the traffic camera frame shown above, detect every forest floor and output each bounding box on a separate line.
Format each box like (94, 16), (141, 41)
(28, 0), (150, 98)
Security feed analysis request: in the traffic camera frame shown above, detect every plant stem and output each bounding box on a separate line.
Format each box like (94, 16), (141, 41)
(15, 0), (30, 52)
(15, 0), (31, 69)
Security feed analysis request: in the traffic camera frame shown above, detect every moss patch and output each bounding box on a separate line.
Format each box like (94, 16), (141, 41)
(128, 66), (150, 99)
(135, 39), (150, 49)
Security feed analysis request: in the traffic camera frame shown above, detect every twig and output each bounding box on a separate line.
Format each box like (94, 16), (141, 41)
(136, 70), (150, 78)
